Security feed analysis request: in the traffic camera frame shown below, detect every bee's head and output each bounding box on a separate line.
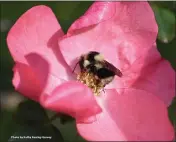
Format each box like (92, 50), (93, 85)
(81, 51), (103, 68)
(87, 51), (104, 62)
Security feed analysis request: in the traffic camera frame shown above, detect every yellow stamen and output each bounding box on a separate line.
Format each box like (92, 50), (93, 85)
(77, 71), (104, 96)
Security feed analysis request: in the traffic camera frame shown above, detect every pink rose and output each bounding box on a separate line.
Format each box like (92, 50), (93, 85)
(7, 2), (175, 141)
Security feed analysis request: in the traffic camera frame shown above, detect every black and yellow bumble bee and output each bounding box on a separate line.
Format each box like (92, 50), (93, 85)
(73, 51), (123, 88)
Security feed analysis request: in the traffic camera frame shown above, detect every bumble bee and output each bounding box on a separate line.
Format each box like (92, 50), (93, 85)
(73, 51), (123, 88)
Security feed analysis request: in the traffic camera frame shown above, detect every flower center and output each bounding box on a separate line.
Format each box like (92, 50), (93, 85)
(77, 71), (104, 96)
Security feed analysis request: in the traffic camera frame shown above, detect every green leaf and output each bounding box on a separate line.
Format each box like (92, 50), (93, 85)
(150, 1), (176, 11)
(156, 38), (176, 70)
(59, 113), (75, 124)
(8, 100), (64, 142)
(15, 100), (49, 126)
(168, 96), (176, 132)
(53, 1), (93, 33)
(8, 124), (64, 142)
(53, 2), (81, 20)
(51, 125), (64, 141)
(0, 110), (18, 142)
(151, 4), (175, 43)
(0, 2), (58, 20)
(168, 97), (176, 136)
(46, 113), (75, 125)
(0, 32), (14, 90)
(53, 119), (86, 142)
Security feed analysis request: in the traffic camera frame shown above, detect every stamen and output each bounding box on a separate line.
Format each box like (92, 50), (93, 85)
(77, 71), (104, 96)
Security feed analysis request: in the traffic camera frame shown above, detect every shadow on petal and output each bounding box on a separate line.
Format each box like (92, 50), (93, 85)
(25, 53), (50, 90)
(13, 53), (50, 102)
(67, 24), (97, 37)
(12, 62), (42, 101)
(47, 29), (75, 81)
(40, 81), (102, 123)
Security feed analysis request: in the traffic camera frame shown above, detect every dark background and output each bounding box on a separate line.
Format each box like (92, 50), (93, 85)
(0, 2), (175, 142)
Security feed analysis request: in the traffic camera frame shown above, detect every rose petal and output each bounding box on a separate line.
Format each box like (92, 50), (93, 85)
(110, 44), (175, 106)
(59, 2), (158, 72)
(7, 5), (72, 96)
(112, 43), (175, 106)
(105, 43), (161, 90)
(40, 81), (102, 123)
(12, 63), (42, 101)
(77, 89), (174, 141)
(124, 60), (175, 106)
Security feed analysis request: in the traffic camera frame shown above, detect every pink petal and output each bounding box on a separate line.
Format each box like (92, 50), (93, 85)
(7, 5), (72, 96)
(110, 43), (175, 105)
(114, 57), (175, 106)
(59, 2), (158, 72)
(105, 43), (161, 89)
(129, 60), (175, 106)
(77, 89), (174, 141)
(12, 63), (42, 101)
(40, 81), (102, 123)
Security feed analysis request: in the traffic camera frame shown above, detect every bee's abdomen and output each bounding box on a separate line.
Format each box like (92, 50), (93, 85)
(96, 68), (115, 79)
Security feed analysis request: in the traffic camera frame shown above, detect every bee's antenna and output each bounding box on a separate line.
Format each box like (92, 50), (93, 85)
(72, 61), (79, 73)
(102, 88), (105, 93)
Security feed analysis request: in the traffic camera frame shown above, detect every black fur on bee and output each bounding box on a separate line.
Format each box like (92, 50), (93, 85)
(73, 51), (122, 87)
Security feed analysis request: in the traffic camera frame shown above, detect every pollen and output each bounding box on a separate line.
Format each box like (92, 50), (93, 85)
(77, 71), (104, 96)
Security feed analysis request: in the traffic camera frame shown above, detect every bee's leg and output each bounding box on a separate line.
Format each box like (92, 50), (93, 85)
(72, 62), (79, 73)
(102, 88), (105, 93)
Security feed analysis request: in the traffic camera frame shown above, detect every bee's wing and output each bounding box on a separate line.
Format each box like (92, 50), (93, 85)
(104, 61), (123, 77)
